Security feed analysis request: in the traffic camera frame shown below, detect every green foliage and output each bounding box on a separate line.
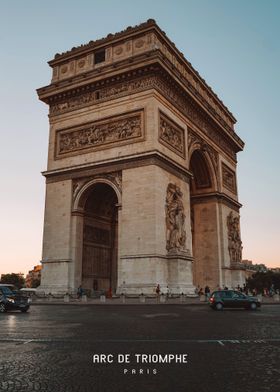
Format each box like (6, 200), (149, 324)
(0, 273), (25, 289)
(246, 271), (280, 292)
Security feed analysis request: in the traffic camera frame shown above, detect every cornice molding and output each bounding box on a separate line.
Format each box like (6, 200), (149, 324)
(46, 19), (235, 127)
(191, 192), (242, 211)
(49, 19), (158, 64)
(43, 151), (192, 184)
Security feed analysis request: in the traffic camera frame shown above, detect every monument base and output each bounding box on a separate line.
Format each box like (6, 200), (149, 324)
(167, 250), (195, 294)
(117, 253), (195, 295)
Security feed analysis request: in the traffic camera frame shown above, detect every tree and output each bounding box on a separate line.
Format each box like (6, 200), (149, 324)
(0, 273), (25, 289)
(246, 271), (280, 293)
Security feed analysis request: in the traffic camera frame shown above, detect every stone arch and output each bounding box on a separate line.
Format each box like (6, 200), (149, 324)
(72, 179), (121, 294)
(189, 147), (218, 193)
(73, 177), (122, 213)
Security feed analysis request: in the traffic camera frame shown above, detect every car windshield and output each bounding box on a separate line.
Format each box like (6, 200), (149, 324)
(0, 286), (14, 296)
(233, 291), (246, 298)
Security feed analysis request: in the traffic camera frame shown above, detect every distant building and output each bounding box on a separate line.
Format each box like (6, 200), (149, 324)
(25, 265), (42, 288)
(242, 259), (253, 266)
(242, 260), (268, 272)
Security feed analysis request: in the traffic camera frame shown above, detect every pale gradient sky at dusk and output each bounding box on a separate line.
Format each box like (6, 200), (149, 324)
(0, 0), (279, 275)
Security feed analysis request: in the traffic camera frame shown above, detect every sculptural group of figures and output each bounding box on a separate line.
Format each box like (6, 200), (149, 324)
(160, 118), (183, 153)
(59, 117), (141, 153)
(165, 183), (186, 252)
(227, 211), (242, 263)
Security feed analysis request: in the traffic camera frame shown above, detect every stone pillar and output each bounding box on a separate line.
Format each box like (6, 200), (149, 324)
(38, 180), (73, 294)
(192, 201), (221, 290)
(117, 165), (194, 295)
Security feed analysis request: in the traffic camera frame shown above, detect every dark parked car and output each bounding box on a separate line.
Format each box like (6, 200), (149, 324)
(0, 285), (30, 313)
(209, 290), (261, 311)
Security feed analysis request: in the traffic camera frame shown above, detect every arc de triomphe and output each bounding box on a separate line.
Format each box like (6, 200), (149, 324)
(37, 20), (245, 295)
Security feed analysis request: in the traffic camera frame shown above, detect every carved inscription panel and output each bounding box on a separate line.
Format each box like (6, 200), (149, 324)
(159, 111), (185, 158)
(84, 225), (110, 246)
(55, 110), (144, 158)
(222, 163), (237, 194)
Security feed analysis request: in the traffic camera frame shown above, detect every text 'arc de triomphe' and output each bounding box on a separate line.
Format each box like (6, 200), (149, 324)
(37, 20), (245, 295)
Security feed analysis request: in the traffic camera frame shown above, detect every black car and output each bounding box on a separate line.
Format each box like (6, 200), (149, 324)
(0, 285), (30, 313)
(209, 290), (261, 311)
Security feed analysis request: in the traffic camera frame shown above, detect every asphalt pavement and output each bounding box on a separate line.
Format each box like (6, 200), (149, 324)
(0, 305), (279, 392)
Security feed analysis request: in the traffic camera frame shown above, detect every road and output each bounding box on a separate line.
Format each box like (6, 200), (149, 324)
(0, 304), (279, 392)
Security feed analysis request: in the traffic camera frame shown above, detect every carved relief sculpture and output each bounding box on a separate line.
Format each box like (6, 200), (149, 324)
(227, 211), (242, 263)
(56, 110), (143, 158)
(159, 112), (185, 157)
(165, 183), (186, 252)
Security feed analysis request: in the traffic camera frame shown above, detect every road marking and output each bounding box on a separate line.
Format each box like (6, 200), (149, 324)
(143, 313), (179, 318)
(22, 339), (34, 345)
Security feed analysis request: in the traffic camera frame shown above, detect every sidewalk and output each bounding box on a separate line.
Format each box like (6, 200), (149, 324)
(31, 295), (280, 306)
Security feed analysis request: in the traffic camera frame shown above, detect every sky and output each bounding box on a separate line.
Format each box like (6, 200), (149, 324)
(0, 0), (279, 275)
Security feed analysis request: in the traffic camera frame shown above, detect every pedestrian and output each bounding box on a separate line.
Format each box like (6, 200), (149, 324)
(166, 285), (170, 298)
(198, 288), (204, 296)
(204, 285), (210, 299)
(156, 284), (160, 301)
(77, 285), (83, 299)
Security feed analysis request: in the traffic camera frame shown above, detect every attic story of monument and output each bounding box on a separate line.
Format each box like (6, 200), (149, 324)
(37, 19), (245, 295)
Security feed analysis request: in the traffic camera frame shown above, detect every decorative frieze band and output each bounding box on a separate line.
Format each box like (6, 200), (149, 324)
(159, 111), (185, 158)
(222, 163), (237, 194)
(49, 75), (157, 116)
(50, 71), (237, 161)
(55, 110), (144, 158)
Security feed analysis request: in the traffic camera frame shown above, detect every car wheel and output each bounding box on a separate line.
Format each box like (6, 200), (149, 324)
(0, 303), (6, 313)
(20, 308), (29, 313)
(215, 302), (223, 311)
(249, 302), (257, 310)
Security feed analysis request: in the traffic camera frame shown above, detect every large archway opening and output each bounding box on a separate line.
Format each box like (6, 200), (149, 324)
(190, 149), (216, 289)
(81, 183), (118, 294)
